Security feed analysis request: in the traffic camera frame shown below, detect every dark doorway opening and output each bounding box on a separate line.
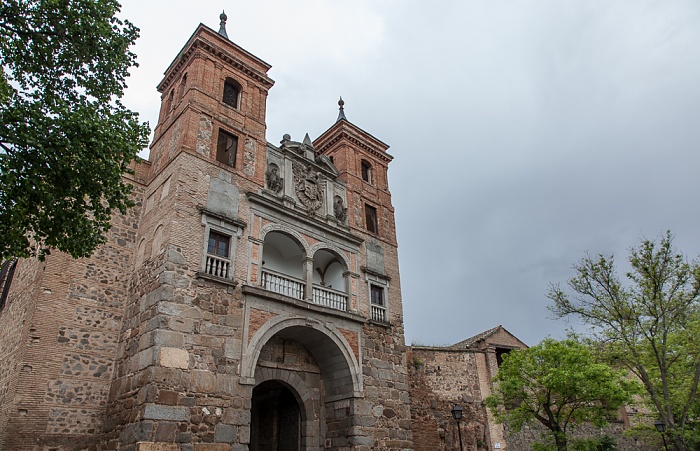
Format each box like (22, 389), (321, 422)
(251, 380), (302, 451)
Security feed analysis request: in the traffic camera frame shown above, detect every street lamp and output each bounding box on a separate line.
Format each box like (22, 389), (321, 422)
(654, 420), (669, 451)
(451, 404), (464, 451)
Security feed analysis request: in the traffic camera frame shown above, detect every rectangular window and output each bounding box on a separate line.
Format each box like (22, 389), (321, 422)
(369, 284), (387, 323)
(361, 160), (372, 184)
(207, 230), (230, 258)
(205, 230), (231, 279)
(365, 204), (378, 234)
(370, 284), (384, 306)
(216, 129), (238, 167)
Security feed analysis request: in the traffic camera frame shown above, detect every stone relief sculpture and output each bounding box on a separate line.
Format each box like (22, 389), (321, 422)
(292, 161), (324, 214)
(334, 196), (347, 223)
(265, 163), (283, 193)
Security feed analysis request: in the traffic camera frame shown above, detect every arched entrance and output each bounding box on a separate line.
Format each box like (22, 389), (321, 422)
(250, 380), (302, 451)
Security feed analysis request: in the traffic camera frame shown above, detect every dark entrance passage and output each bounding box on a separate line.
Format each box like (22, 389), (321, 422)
(250, 380), (302, 451)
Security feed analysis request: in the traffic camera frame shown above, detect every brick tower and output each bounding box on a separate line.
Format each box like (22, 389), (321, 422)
(0, 15), (412, 450)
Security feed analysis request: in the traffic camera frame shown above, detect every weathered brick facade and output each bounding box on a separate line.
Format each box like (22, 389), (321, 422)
(0, 17), (653, 451)
(0, 19), (411, 451)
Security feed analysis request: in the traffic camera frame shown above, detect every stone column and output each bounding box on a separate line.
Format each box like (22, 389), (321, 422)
(303, 256), (314, 302)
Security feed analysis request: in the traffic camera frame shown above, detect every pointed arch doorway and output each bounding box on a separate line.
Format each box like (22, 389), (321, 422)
(250, 380), (302, 451)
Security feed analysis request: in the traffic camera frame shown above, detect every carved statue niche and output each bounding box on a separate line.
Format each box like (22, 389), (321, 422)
(265, 163), (283, 194)
(334, 195), (347, 224)
(292, 161), (324, 214)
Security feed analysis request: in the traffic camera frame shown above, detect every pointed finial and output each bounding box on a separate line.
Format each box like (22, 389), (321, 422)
(336, 96), (347, 122)
(218, 11), (229, 39)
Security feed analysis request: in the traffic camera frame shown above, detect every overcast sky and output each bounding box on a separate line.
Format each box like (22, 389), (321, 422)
(118, 0), (700, 346)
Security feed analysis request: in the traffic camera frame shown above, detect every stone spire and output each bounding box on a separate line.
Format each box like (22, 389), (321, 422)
(218, 11), (229, 39)
(336, 96), (347, 122)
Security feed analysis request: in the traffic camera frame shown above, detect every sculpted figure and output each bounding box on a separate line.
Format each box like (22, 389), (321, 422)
(266, 164), (283, 193)
(334, 197), (347, 223)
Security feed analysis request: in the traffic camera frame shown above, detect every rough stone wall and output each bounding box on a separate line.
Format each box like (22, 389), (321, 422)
(506, 418), (658, 451)
(353, 323), (413, 450)
(0, 179), (143, 451)
(103, 151), (252, 450)
(408, 347), (488, 451)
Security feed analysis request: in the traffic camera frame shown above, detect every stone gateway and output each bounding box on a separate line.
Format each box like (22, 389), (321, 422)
(0, 16), (411, 451)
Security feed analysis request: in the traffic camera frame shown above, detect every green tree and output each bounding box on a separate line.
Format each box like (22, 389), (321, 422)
(549, 232), (700, 450)
(0, 0), (149, 260)
(485, 339), (638, 451)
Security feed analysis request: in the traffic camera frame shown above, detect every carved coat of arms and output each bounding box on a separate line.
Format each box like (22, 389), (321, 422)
(292, 162), (324, 213)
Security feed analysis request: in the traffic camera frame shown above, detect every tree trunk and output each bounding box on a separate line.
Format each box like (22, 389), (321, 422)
(554, 434), (567, 451)
(672, 434), (684, 451)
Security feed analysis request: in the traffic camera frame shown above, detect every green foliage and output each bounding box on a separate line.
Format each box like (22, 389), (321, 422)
(412, 356), (424, 370)
(0, 0), (150, 260)
(549, 232), (700, 450)
(485, 339), (639, 451)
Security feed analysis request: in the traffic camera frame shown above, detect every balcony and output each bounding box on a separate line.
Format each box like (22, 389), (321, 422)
(205, 254), (231, 279)
(370, 304), (387, 323)
(260, 231), (349, 313)
(312, 285), (348, 311)
(261, 269), (305, 300)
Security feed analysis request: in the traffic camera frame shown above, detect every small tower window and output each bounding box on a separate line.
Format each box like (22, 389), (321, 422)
(216, 129), (238, 167)
(361, 160), (372, 184)
(166, 89), (174, 112)
(223, 78), (241, 109)
(178, 73), (188, 99)
(365, 204), (378, 234)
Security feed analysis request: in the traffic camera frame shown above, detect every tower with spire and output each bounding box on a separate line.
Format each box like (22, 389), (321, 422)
(0, 14), (412, 450)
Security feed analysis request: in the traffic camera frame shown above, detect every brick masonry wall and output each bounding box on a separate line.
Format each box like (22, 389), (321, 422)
(0, 258), (44, 450)
(0, 179), (144, 451)
(408, 348), (488, 451)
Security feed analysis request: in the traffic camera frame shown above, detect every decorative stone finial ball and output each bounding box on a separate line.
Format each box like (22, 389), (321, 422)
(220, 11), (227, 22)
(283, 134), (291, 141)
(338, 97), (344, 107)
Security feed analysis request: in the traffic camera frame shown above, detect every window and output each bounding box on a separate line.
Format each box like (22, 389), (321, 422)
(223, 78), (241, 109)
(0, 258), (18, 311)
(361, 160), (372, 184)
(370, 284), (384, 306)
(166, 89), (174, 113)
(208, 230), (230, 258)
(178, 73), (187, 99)
(496, 347), (511, 367)
(198, 211), (244, 284)
(205, 230), (231, 279)
(369, 284), (387, 323)
(216, 129), (238, 167)
(365, 204), (378, 234)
